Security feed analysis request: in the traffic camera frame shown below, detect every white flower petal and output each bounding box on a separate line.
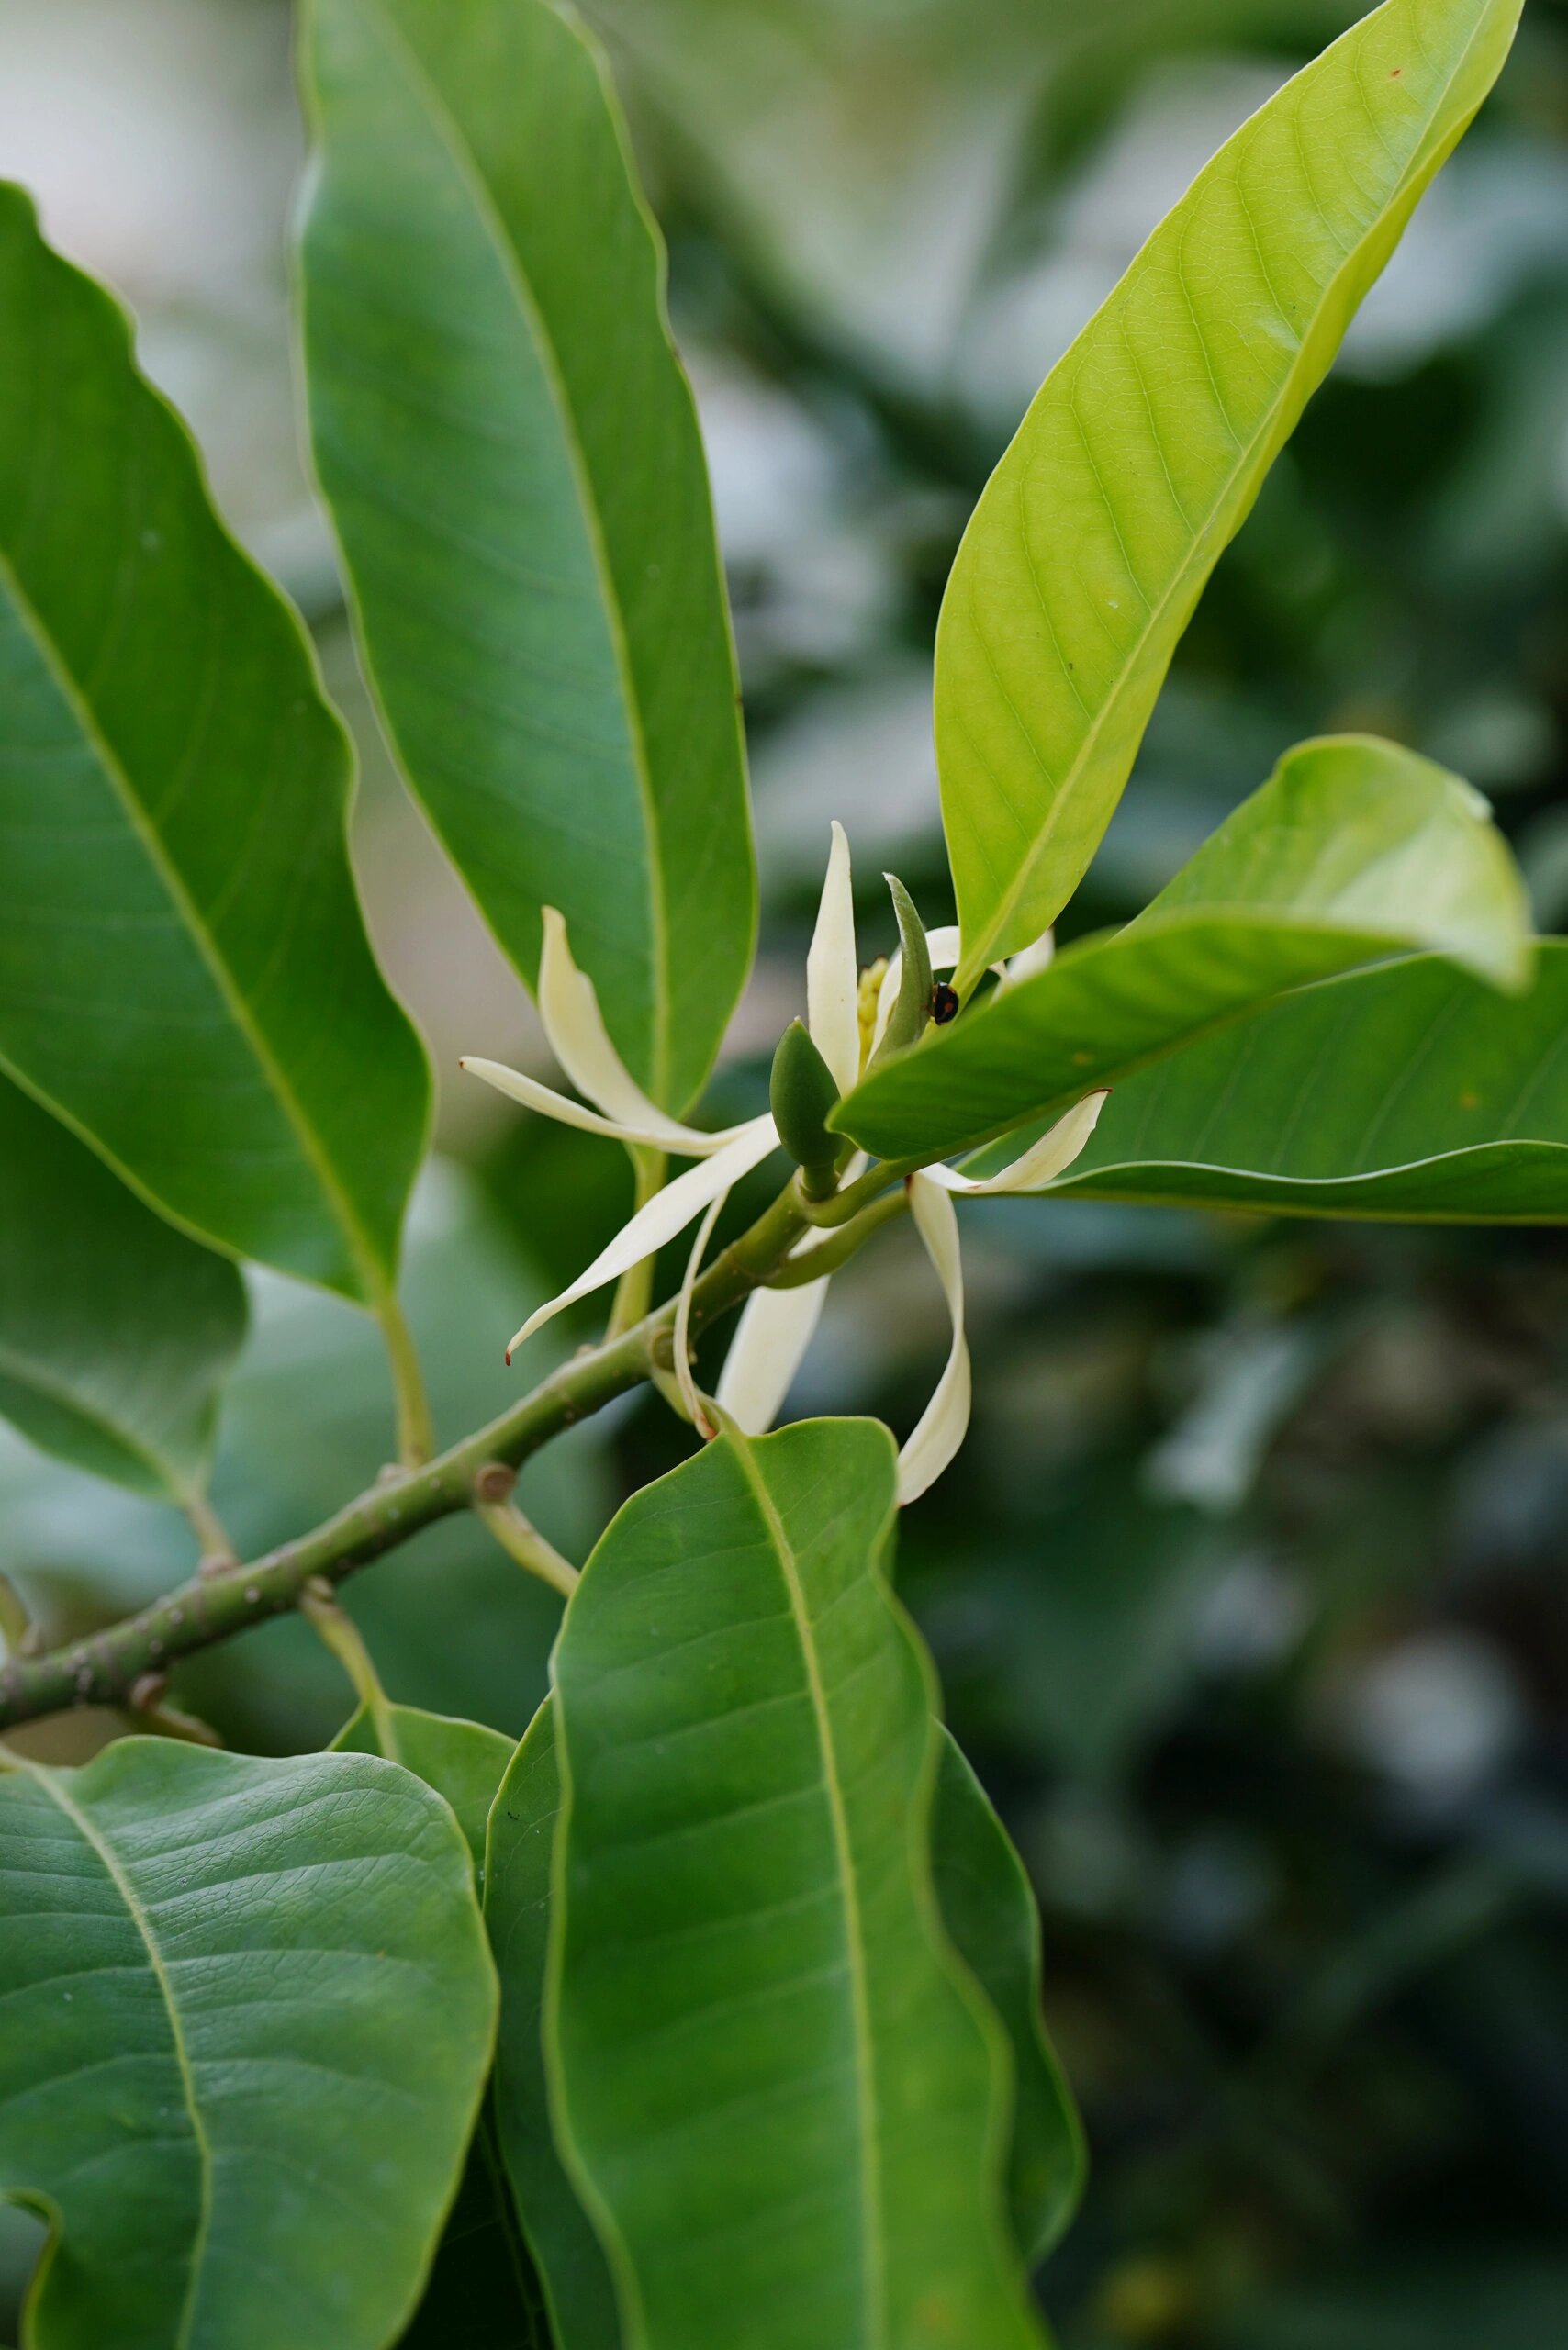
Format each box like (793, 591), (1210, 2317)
(674, 1191), (729, 1437)
(926, 1091), (1109, 1197)
(715, 1277), (831, 1436)
(807, 821), (860, 1097)
(1002, 925), (1056, 987)
(504, 1115), (780, 1359)
(459, 1058), (746, 1158)
(537, 908), (718, 1150)
(897, 1173), (971, 1505)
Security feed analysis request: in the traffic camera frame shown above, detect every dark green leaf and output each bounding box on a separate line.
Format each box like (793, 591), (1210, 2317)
(836, 736), (1530, 1164)
(0, 1740), (496, 2350)
(1048, 941), (1568, 1220)
(547, 1421), (1042, 2350)
(0, 1077), (244, 1500)
(0, 188), (429, 1301)
(298, 0), (756, 1114)
(932, 1733), (1085, 2268)
(938, 0), (1526, 983)
(486, 1698), (622, 2350)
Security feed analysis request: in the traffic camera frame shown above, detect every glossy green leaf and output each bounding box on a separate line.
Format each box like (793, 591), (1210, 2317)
(0, 188), (429, 1303)
(835, 735), (1530, 1164)
(546, 1420), (1041, 2350)
(0, 1739), (496, 2350)
(932, 1733), (1085, 2269)
(486, 1704), (1085, 2344)
(1047, 941), (1568, 1221)
(330, 1697), (516, 1874)
(937, 0), (1525, 984)
(486, 1699), (622, 2350)
(298, 0), (756, 1114)
(0, 1078), (245, 1502)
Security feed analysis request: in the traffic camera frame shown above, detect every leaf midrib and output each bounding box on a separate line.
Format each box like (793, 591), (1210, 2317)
(342, 0), (674, 1106)
(957, 2), (1495, 984)
(22, 1759), (211, 2350)
(0, 543), (387, 1306)
(728, 1438), (885, 2350)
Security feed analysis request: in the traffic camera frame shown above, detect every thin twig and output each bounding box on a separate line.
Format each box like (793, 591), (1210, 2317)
(0, 1181), (809, 1731)
(375, 1287), (436, 1468)
(474, 1496), (578, 1597)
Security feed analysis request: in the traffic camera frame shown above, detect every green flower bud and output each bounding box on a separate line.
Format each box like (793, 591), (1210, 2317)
(770, 1019), (841, 1199)
(869, 873), (933, 1069)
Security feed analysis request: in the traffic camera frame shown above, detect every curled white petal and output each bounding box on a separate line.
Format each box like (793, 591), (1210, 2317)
(504, 1114), (780, 1359)
(897, 1173), (971, 1505)
(537, 908), (717, 1150)
(459, 1058), (746, 1158)
(807, 821), (860, 1097)
(926, 1091), (1109, 1197)
(1002, 925), (1056, 988)
(715, 1278), (831, 1436)
(674, 1191), (729, 1437)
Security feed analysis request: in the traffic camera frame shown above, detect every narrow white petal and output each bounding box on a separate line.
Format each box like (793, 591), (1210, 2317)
(926, 1091), (1110, 1197)
(715, 1277), (831, 1436)
(897, 1173), (971, 1505)
(503, 1116), (780, 1359)
(537, 908), (718, 1149)
(674, 1191), (729, 1437)
(460, 1058), (745, 1158)
(807, 821), (860, 1097)
(1002, 925), (1056, 987)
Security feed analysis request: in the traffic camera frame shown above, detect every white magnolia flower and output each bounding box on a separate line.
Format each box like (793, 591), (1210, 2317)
(463, 827), (1106, 1503)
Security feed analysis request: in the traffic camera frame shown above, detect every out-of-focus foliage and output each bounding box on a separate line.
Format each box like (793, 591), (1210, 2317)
(2, 0), (1567, 2339)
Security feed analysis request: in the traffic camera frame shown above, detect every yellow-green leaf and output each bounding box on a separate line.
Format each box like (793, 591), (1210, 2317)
(939, 0), (1525, 986)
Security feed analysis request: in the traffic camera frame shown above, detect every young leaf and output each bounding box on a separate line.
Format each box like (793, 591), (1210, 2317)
(835, 736), (1531, 1164)
(0, 1740), (497, 2350)
(931, 1734), (1085, 2269)
(298, 0), (756, 1115)
(938, 0), (1525, 986)
(330, 1697), (516, 1874)
(0, 1078), (245, 1503)
(486, 1699), (624, 2350)
(0, 189), (429, 1303)
(546, 1420), (1042, 2350)
(1047, 941), (1568, 1221)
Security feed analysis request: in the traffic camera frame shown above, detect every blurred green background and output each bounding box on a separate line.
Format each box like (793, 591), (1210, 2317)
(3, 0), (1568, 2341)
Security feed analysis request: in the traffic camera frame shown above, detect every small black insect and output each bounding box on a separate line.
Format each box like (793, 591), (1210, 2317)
(931, 982), (960, 1026)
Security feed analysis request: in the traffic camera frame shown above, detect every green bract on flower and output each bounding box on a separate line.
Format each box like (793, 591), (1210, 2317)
(463, 823), (1106, 1503)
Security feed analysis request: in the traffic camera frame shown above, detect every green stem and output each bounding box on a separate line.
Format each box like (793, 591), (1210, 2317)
(298, 1580), (399, 1759)
(375, 1286), (436, 1467)
(0, 1573), (35, 1661)
(0, 1180), (810, 1732)
(475, 1497), (578, 1597)
(800, 1156), (915, 1228)
(768, 1185), (909, 1285)
(183, 1488), (237, 1565)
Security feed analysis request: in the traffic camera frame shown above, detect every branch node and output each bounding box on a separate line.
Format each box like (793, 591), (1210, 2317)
(474, 1460), (518, 1505)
